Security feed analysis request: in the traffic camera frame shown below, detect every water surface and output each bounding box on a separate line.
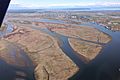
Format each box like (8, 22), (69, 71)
(34, 19), (120, 80)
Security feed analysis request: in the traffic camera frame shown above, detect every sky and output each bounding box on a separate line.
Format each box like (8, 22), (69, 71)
(10, 0), (120, 9)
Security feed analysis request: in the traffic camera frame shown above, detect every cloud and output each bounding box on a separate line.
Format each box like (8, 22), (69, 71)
(47, 2), (120, 7)
(10, 0), (19, 4)
(9, 2), (120, 9)
(8, 4), (27, 10)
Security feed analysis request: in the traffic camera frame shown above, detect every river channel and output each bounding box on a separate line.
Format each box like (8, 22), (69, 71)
(34, 19), (120, 80)
(0, 23), (35, 80)
(4, 18), (120, 80)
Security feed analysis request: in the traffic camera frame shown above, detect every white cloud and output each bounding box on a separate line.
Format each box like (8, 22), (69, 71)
(10, 2), (120, 8)
(10, 0), (19, 4)
(47, 2), (120, 7)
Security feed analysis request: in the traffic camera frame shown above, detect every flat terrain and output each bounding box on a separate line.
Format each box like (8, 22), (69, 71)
(1, 11), (116, 80)
(69, 38), (102, 62)
(4, 24), (78, 80)
(32, 22), (111, 62)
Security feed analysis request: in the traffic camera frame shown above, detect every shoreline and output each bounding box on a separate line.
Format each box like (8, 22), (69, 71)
(4, 24), (79, 80)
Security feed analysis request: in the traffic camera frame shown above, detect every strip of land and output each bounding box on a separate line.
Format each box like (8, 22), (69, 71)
(3, 12), (113, 80)
(4, 25), (78, 80)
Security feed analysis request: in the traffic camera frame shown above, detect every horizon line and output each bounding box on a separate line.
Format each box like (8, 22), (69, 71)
(9, 2), (120, 9)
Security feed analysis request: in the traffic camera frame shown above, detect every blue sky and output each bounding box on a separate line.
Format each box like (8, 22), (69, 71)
(10, 0), (120, 8)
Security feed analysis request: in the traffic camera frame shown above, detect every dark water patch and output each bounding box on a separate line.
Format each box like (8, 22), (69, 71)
(32, 19), (120, 80)
(30, 26), (86, 68)
(0, 43), (35, 80)
(0, 23), (35, 80)
(34, 19), (65, 24)
(70, 22), (120, 80)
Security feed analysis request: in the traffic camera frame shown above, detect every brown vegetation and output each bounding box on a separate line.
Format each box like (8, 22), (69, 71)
(4, 26), (78, 80)
(69, 38), (102, 62)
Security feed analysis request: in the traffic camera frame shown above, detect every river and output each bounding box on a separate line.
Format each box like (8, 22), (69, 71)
(34, 19), (120, 80)
(0, 23), (35, 80)
(72, 22), (120, 80)
(4, 18), (120, 80)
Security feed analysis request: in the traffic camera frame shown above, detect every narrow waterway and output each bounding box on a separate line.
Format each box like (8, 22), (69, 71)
(31, 27), (86, 67)
(5, 18), (120, 80)
(34, 19), (120, 80)
(0, 23), (35, 80)
(70, 22), (120, 80)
